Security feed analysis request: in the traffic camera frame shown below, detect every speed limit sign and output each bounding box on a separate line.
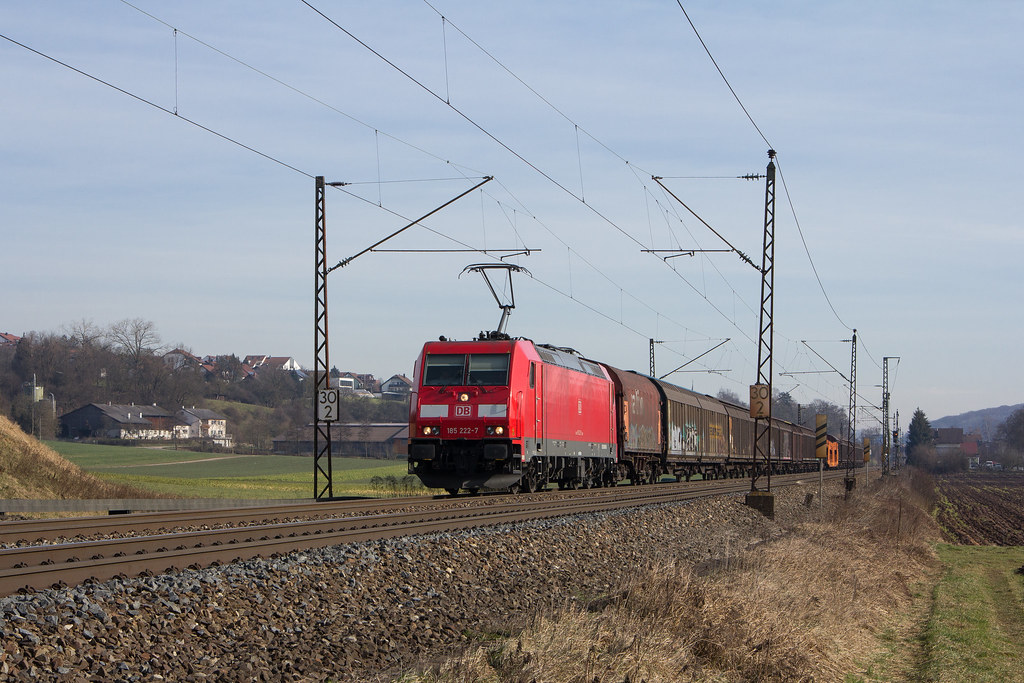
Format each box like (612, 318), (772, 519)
(317, 388), (340, 422)
(749, 384), (770, 419)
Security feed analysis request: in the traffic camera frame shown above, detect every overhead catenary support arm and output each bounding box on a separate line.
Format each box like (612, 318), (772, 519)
(651, 176), (758, 270)
(328, 176), (493, 273)
(657, 338), (731, 380)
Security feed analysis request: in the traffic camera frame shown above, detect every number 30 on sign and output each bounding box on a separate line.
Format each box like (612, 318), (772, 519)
(318, 389), (340, 422)
(749, 384), (770, 419)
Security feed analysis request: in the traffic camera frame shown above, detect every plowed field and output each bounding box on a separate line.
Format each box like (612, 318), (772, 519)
(935, 473), (1024, 545)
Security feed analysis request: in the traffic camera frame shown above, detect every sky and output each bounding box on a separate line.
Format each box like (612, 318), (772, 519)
(2, 1), (1022, 427)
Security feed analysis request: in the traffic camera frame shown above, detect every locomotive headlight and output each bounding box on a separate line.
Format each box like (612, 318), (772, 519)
(458, 392), (470, 402)
(422, 426), (440, 436)
(494, 426), (505, 435)
(485, 426), (505, 436)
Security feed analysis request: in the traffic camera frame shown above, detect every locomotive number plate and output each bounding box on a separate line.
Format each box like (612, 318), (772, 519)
(445, 427), (478, 436)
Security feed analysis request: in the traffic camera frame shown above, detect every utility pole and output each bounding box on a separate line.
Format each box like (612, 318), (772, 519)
(881, 356), (894, 475)
(845, 329), (857, 491)
(313, 176), (333, 500)
(649, 339), (660, 377)
(893, 409), (901, 470)
(747, 150), (776, 519)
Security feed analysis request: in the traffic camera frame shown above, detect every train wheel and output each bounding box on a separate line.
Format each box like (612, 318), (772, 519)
(468, 487), (481, 496)
(445, 488), (459, 497)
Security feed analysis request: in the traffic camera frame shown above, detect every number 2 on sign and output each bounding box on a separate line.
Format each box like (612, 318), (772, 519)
(749, 384), (770, 419)
(318, 389), (340, 421)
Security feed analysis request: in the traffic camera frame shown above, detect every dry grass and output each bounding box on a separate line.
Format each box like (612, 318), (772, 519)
(0, 414), (157, 500)
(408, 474), (943, 682)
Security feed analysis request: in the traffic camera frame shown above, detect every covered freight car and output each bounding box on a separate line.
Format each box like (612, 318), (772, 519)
(602, 366), (663, 484)
(599, 367), (820, 482)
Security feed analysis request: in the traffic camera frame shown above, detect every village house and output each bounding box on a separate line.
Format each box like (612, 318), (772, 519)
(380, 374), (413, 400)
(176, 407), (232, 448)
(162, 348), (204, 371)
(933, 427), (984, 468)
(332, 371), (381, 396)
(243, 355), (303, 372)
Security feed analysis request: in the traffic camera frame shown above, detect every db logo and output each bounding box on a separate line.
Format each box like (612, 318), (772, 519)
(454, 405), (472, 417)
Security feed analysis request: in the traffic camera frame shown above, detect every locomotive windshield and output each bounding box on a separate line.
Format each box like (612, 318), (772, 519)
(423, 354), (465, 386)
(467, 354), (509, 386)
(422, 353), (510, 386)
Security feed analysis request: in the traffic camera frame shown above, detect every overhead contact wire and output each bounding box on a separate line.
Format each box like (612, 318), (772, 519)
(300, 0), (648, 250)
(673, 0), (771, 149)
(0, 32), (311, 179)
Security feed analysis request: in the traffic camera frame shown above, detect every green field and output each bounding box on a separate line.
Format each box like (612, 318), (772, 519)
(45, 441), (418, 499)
(918, 544), (1024, 682)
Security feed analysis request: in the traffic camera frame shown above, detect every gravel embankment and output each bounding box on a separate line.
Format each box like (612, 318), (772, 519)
(0, 482), (840, 681)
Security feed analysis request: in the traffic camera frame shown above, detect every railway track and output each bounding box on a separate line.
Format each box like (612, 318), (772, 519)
(0, 472), (841, 597)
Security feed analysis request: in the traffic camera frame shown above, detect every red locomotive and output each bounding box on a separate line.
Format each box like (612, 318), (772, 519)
(407, 338), (615, 495)
(408, 335), (848, 495)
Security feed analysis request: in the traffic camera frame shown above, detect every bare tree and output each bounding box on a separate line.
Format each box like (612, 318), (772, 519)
(106, 318), (161, 365)
(716, 388), (747, 408)
(63, 318), (106, 348)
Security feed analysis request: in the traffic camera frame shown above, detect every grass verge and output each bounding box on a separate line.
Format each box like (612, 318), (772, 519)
(915, 544), (1024, 682)
(407, 473), (944, 682)
(0, 416), (154, 500)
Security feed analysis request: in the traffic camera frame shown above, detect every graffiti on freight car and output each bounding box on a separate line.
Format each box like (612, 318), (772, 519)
(624, 389), (658, 449)
(669, 423), (701, 454)
(667, 421), (700, 454)
(684, 423), (700, 452)
(708, 423), (724, 451)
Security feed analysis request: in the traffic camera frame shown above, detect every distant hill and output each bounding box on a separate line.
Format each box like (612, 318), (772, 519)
(932, 404), (1023, 440)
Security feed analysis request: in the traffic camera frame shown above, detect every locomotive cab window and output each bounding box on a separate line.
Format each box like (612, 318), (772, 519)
(423, 354), (466, 386)
(467, 353), (510, 386)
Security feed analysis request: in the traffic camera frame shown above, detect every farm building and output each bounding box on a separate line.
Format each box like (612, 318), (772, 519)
(273, 423), (408, 458)
(61, 403), (177, 440)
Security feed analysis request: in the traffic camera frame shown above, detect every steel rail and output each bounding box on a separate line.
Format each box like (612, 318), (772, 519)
(0, 481), (734, 570)
(0, 496), (446, 544)
(0, 480), (715, 544)
(0, 472), (841, 596)
(0, 470), (840, 544)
